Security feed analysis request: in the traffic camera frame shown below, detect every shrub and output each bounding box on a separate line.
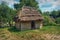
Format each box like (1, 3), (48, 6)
(56, 17), (60, 24)
(43, 16), (56, 26)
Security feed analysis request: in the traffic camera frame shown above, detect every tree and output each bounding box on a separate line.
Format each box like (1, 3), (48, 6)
(6, 8), (16, 27)
(0, 2), (9, 27)
(43, 11), (50, 16)
(49, 10), (60, 24)
(57, 10), (60, 17)
(0, 1), (16, 27)
(14, 0), (39, 10)
(56, 17), (60, 24)
(50, 10), (59, 18)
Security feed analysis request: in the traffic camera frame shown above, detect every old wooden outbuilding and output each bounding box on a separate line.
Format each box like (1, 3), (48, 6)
(14, 6), (43, 30)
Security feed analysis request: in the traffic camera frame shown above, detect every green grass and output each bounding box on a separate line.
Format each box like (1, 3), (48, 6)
(39, 26), (60, 34)
(0, 26), (60, 40)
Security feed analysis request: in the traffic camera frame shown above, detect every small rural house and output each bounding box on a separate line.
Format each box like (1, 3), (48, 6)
(14, 6), (43, 30)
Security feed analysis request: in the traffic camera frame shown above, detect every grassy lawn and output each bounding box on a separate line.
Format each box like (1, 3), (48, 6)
(0, 26), (60, 40)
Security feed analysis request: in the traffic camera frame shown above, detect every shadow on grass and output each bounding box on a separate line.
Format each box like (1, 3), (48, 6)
(8, 26), (20, 32)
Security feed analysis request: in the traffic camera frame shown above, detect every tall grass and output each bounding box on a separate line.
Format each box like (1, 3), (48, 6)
(0, 26), (60, 40)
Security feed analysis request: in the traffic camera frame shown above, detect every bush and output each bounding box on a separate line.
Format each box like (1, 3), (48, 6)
(8, 26), (20, 32)
(56, 17), (60, 24)
(43, 16), (56, 26)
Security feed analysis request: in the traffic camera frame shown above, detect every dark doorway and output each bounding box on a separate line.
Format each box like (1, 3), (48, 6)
(31, 21), (35, 29)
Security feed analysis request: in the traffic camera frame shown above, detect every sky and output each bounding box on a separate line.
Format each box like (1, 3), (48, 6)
(0, 0), (60, 12)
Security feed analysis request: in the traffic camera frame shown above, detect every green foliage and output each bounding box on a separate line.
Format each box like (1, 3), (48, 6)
(56, 17), (60, 24)
(0, 1), (16, 27)
(50, 10), (60, 18)
(42, 10), (60, 26)
(50, 10), (60, 24)
(8, 26), (20, 32)
(42, 11), (50, 16)
(14, 0), (39, 10)
(43, 16), (56, 26)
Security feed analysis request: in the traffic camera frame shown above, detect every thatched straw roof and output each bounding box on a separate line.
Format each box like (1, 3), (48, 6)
(14, 6), (43, 22)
